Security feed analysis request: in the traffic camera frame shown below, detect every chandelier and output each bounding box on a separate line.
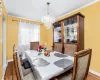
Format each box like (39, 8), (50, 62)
(41, 2), (55, 29)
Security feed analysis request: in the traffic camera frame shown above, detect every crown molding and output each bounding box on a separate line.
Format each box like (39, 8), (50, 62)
(57, 0), (100, 21)
(4, 0), (100, 23)
(3, 0), (43, 24)
(3, 1), (43, 24)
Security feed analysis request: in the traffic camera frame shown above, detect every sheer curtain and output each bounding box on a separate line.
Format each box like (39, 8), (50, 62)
(18, 21), (40, 50)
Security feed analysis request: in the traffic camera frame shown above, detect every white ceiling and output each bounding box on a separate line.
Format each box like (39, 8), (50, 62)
(4, 0), (95, 21)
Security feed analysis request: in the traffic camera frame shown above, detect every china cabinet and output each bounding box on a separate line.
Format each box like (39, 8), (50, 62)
(53, 22), (62, 43)
(53, 13), (84, 56)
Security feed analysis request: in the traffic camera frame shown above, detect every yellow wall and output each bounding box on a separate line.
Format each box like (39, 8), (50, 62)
(6, 16), (18, 60)
(46, 26), (53, 50)
(40, 24), (53, 50)
(0, 15), (2, 80)
(0, 0), (7, 79)
(40, 24), (47, 46)
(6, 16), (43, 60)
(6, 17), (51, 59)
(2, 0), (100, 75)
(2, 0), (43, 60)
(43, 1), (100, 73)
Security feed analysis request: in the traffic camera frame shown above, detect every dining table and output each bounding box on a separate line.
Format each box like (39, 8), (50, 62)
(25, 50), (74, 80)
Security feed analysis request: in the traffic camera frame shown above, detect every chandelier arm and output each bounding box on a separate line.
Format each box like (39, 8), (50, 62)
(41, 2), (55, 29)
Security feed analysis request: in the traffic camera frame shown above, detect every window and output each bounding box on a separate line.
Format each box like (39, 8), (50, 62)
(18, 21), (40, 49)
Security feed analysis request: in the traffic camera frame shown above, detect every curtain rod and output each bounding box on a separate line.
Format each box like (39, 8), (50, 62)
(12, 20), (27, 22)
(12, 20), (26, 22)
(12, 20), (39, 24)
(12, 20), (18, 22)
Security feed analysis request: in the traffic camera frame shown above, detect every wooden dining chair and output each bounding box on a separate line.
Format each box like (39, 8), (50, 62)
(53, 43), (63, 53)
(13, 45), (35, 80)
(56, 48), (92, 80)
(64, 44), (77, 56)
(30, 42), (39, 50)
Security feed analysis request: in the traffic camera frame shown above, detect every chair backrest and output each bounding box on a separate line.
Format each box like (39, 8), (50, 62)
(17, 44), (27, 55)
(13, 44), (17, 53)
(64, 44), (77, 56)
(13, 53), (21, 80)
(72, 49), (92, 80)
(13, 45), (23, 80)
(54, 43), (63, 53)
(30, 42), (39, 50)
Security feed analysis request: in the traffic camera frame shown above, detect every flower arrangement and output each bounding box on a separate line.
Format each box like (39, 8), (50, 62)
(37, 44), (50, 56)
(37, 45), (46, 53)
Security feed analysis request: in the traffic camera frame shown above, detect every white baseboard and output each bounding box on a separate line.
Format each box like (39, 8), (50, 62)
(7, 59), (13, 63)
(2, 78), (4, 80)
(89, 69), (100, 77)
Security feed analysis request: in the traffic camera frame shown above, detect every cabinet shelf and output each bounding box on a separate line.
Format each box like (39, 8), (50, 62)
(53, 12), (84, 56)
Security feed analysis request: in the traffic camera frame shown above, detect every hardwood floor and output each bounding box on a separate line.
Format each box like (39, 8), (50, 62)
(4, 62), (100, 80)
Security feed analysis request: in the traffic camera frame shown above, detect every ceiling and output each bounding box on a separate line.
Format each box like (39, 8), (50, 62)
(4, 0), (95, 21)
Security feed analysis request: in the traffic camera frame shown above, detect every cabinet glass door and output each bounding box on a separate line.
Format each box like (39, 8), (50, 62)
(64, 16), (77, 43)
(54, 22), (61, 42)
